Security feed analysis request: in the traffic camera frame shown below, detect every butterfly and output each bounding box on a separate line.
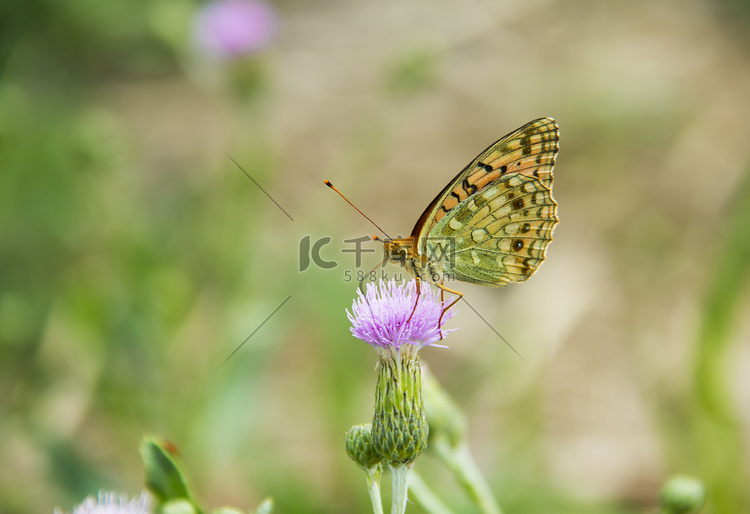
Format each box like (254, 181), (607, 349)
(380, 117), (560, 313)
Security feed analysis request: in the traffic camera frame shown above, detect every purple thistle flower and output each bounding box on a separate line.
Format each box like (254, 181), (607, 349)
(347, 279), (457, 351)
(193, 0), (277, 58)
(55, 491), (151, 514)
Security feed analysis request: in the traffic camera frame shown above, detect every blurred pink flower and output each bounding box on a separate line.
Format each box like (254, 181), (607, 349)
(55, 491), (151, 514)
(194, 0), (277, 58)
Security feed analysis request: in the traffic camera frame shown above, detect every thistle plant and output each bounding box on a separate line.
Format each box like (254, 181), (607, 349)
(346, 279), (457, 514)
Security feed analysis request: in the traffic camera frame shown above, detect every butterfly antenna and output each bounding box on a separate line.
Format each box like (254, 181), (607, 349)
(324, 180), (391, 239)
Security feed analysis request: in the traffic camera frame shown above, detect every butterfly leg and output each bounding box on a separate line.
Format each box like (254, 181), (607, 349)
(435, 282), (463, 339)
(407, 277), (421, 323)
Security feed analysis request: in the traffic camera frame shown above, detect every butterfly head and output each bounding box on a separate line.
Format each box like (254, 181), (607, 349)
(374, 236), (415, 265)
(378, 235), (445, 284)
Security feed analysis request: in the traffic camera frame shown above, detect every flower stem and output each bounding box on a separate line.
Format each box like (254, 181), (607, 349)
(365, 467), (384, 514)
(433, 437), (504, 514)
(390, 463), (413, 514)
(408, 471), (452, 514)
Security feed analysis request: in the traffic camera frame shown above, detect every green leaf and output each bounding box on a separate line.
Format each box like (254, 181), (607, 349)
(140, 436), (200, 511)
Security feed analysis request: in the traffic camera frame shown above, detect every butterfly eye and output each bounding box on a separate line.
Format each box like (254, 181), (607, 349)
(389, 248), (407, 263)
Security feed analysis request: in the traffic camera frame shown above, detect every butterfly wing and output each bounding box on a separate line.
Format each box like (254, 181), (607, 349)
(426, 173), (558, 286)
(410, 117), (559, 256)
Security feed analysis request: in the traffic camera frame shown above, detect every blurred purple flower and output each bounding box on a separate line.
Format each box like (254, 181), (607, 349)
(347, 279), (457, 351)
(54, 491), (151, 514)
(194, 0), (277, 58)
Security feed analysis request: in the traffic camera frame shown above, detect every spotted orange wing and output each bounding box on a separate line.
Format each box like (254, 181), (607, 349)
(411, 117), (559, 254)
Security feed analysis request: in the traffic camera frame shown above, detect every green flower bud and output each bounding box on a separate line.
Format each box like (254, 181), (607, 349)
(346, 424), (384, 471)
(372, 348), (428, 465)
(253, 498), (274, 514)
(162, 499), (198, 514)
(659, 475), (706, 513)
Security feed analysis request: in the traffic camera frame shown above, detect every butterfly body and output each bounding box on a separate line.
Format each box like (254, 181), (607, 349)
(383, 236), (442, 282)
(384, 117), (560, 290)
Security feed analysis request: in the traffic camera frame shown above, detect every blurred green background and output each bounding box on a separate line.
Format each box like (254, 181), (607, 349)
(1, 0), (749, 512)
